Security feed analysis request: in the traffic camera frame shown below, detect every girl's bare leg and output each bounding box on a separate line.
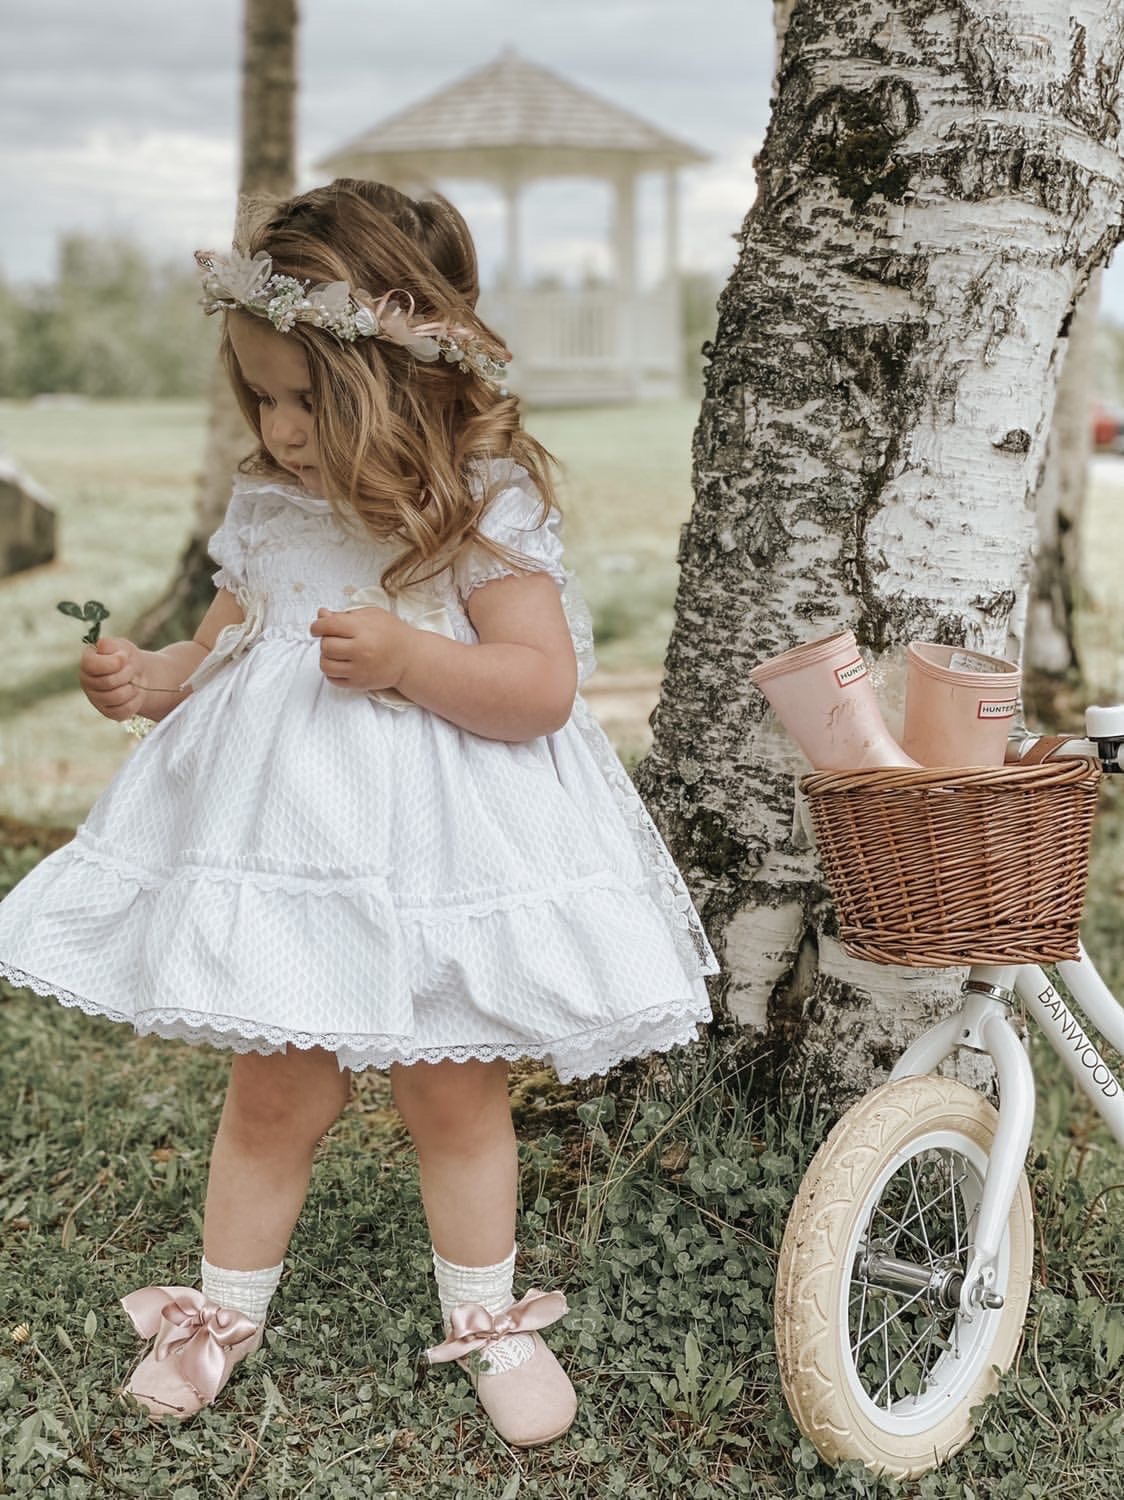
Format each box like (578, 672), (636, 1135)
(202, 1045), (352, 1269)
(391, 1058), (577, 1445)
(389, 1058), (516, 1265)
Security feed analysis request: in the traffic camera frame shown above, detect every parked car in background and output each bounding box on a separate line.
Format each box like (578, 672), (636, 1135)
(1092, 400), (1124, 453)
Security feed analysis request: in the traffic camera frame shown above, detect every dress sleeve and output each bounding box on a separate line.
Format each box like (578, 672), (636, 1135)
(452, 464), (567, 602)
(207, 482), (255, 592)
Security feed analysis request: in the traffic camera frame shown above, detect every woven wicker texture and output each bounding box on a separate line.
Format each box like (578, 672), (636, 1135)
(800, 760), (1101, 967)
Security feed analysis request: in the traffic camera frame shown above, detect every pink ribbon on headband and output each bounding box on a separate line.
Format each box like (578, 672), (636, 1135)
(423, 1288), (569, 1365)
(368, 288), (449, 340)
(360, 289), (509, 364)
(120, 1285), (260, 1400)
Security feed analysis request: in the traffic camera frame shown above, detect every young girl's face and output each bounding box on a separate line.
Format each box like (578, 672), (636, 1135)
(229, 313), (322, 491)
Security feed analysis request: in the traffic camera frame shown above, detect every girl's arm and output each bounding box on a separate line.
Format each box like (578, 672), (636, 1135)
(79, 588), (246, 722)
(313, 572), (578, 741)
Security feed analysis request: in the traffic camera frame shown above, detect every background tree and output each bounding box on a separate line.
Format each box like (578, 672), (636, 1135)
(132, 0), (298, 647)
(1024, 270), (1101, 712)
(635, 0), (1124, 1099)
(0, 236), (217, 400)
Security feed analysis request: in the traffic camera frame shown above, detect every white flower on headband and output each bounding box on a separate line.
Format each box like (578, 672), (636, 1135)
(194, 248), (510, 388)
(199, 248), (275, 308)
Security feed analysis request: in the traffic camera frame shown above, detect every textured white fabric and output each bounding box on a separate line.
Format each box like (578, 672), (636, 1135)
(0, 459), (718, 1080)
(432, 1245), (534, 1373)
(200, 1256), (284, 1324)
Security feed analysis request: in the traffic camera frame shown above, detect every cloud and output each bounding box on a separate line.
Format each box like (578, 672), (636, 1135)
(2, 0), (769, 286)
(5, 131), (238, 279)
(681, 135), (758, 274)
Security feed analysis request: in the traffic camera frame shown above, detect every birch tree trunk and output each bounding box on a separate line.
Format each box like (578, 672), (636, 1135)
(132, 0), (297, 647)
(635, 0), (1124, 1100)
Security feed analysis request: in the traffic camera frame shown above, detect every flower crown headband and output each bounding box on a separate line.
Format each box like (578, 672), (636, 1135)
(194, 247), (510, 387)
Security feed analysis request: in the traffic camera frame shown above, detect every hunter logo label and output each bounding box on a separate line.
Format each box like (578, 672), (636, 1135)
(834, 658), (867, 688)
(977, 700), (1019, 720)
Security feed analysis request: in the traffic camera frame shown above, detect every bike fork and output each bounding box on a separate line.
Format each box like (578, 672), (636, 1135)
(888, 966), (1034, 1316)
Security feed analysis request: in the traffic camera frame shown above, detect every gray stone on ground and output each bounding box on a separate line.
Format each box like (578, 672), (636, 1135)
(0, 451), (56, 577)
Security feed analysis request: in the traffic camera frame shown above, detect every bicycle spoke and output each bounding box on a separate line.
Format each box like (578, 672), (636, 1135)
(846, 1144), (988, 1415)
(870, 1152), (966, 1262)
(907, 1158), (936, 1262)
(854, 1267), (871, 1360)
(871, 1201), (930, 1256)
(851, 1282), (932, 1360)
(872, 1308), (945, 1407)
(919, 1309), (939, 1389)
(900, 1157), (963, 1244)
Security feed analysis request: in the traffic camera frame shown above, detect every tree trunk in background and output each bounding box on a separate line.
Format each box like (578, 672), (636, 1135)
(132, 0), (298, 648)
(635, 1), (1124, 1101)
(1024, 269), (1102, 715)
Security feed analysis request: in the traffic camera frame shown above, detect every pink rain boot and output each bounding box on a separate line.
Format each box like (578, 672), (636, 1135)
(749, 630), (917, 770)
(901, 642), (1020, 767)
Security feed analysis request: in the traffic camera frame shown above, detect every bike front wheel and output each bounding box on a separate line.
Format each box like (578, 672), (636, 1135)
(775, 1075), (1034, 1479)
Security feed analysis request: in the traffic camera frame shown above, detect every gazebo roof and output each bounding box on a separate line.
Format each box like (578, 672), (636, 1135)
(316, 48), (710, 184)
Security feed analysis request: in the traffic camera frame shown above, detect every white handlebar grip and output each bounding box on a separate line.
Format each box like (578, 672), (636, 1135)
(1085, 705), (1124, 739)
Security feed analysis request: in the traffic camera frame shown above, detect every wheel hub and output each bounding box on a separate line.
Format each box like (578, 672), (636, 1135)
(858, 1242), (967, 1312)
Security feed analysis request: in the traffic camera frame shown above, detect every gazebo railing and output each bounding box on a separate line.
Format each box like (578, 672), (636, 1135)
(482, 289), (619, 369)
(478, 285), (682, 403)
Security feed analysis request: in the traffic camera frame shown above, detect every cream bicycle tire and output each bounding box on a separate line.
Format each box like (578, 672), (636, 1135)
(775, 1075), (1034, 1479)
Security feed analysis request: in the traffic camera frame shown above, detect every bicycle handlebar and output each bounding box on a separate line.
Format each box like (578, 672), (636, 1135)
(1006, 731), (1123, 773)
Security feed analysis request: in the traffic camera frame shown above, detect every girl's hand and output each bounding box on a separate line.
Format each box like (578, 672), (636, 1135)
(79, 635), (147, 721)
(311, 607), (411, 693)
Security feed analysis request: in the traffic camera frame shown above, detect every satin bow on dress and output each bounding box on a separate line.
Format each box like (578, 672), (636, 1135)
(119, 1285), (260, 1402)
(177, 582), (455, 711)
(340, 583), (457, 711)
(180, 585), (269, 692)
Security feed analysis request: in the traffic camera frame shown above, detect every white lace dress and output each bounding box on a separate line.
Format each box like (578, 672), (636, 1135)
(0, 459), (718, 1080)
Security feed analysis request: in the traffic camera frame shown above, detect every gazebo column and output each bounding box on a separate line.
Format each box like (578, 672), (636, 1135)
(612, 170), (639, 396)
(664, 167), (683, 397)
(663, 168), (680, 280)
(501, 176), (523, 292)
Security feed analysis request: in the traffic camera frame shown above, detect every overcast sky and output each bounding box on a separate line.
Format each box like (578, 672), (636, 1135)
(0, 0), (770, 293)
(3, 0), (1123, 317)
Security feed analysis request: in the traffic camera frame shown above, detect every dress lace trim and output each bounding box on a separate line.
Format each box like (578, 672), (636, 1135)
(0, 963), (708, 1083)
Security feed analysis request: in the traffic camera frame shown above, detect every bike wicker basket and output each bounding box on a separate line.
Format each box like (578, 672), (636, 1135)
(799, 759), (1101, 966)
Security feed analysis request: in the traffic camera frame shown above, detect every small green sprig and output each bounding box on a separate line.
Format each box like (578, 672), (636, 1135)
(57, 599), (110, 645)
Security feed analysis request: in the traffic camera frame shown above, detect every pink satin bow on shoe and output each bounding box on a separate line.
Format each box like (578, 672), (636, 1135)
(423, 1289), (568, 1365)
(120, 1285), (260, 1403)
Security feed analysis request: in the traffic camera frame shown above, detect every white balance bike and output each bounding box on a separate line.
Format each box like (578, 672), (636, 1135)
(773, 710), (1124, 1478)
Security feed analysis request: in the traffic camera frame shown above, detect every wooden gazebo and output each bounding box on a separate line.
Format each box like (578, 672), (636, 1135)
(315, 49), (709, 405)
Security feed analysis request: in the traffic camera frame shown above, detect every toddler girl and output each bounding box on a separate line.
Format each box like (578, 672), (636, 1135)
(0, 180), (717, 1445)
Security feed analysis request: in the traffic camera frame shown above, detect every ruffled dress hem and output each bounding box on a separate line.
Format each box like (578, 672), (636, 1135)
(0, 962), (710, 1083)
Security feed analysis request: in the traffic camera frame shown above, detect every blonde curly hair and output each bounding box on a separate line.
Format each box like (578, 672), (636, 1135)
(220, 178), (558, 594)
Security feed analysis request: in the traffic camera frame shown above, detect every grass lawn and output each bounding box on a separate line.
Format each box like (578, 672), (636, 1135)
(1, 405), (1124, 1495)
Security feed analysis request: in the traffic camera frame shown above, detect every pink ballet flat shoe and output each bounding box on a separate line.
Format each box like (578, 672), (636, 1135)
(423, 1289), (577, 1447)
(118, 1284), (263, 1422)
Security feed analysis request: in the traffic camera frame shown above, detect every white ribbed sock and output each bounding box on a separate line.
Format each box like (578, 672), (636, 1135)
(200, 1256), (284, 1326)
(432, 1244), (534, 1374)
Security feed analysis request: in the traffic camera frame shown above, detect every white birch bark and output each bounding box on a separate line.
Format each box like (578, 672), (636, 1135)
(636, 1), (1124, 1098)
